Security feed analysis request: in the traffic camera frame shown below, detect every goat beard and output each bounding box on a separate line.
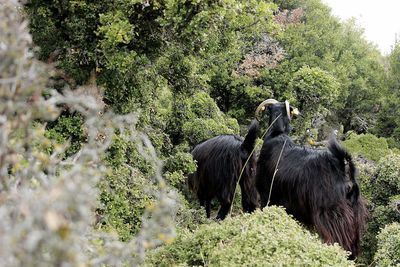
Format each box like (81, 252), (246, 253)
(312, 197), (368, 259)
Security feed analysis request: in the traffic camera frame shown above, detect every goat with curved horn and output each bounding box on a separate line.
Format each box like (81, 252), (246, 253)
(255, 100), (367, 259)
(256, 99), (299, 120)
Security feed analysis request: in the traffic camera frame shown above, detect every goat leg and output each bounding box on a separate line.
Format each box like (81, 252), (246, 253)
(216, 199), (232, 220)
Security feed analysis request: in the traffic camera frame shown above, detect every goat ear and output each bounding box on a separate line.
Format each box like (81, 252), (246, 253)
(285, 101), (300, 119)
(290, 106), (300, 116)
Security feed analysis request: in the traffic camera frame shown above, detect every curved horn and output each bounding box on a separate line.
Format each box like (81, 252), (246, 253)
(285, 100), (291, 120)
(284, 100), (300, 120)
(255, 99), (279, 116)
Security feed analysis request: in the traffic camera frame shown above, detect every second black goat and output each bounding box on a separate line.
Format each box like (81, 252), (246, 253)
(188, 120), (259, 220)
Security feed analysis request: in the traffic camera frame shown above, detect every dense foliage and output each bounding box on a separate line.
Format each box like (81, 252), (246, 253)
(356, 155), (400, 264)
(261, 0), (386, 132)
(343, 133), (390, 162)
(0, 0), (397, 265)
(0, 1), (177, 265)
(374, 42), (400, 148)
(374, 222), (400, 266)
(145, 207), (353, 266)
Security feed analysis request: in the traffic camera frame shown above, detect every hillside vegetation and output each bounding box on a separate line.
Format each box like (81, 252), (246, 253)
(0, 0), (399, 265)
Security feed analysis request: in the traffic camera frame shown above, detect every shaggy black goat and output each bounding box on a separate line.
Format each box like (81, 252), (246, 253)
(188, 120), (259, 220)
(255, 99), (367, 259)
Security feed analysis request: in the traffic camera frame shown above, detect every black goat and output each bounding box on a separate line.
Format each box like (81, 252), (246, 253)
(255, 99), (367, 259)
(188, 120), (259, 220)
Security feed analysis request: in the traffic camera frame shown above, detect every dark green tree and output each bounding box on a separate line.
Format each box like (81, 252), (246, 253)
(259, 0), (386, 134)
(373, 42), (400, 148)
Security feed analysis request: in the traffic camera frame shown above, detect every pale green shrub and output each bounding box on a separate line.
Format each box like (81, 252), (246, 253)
(343, 133), (390, 162)
(374, 223), (400, 267)
(0, 1), (178, 265)
(145, 207), (353, 267)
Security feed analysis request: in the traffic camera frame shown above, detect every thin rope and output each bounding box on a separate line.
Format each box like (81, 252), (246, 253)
(229, 113), (282, 216)
(266, 139), (287, 207)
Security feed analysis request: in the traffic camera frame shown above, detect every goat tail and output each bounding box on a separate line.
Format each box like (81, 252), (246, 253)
(328, 137), (356, 179)
(328, 137), (360, 204)
(241, 119), (260, 154)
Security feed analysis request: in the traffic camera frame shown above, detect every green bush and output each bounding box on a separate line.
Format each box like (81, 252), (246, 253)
(183, 118), (239, 146)
(358, 154), (400, 264)
(98, 165), (155, 241)
(173, 191), (210, 231)
(145, 207), (353, 266)
(164, 147), (197, 176)
(356, 162), (376, 202)
(164, 171), (188, 190)
(289, 66), (340, 109)
(286, 67), (340, 132)
(25, 0), (278, 125)
(190, 92), (222, 119)
(98, 135), (157, 241)
(371, 154), (400, 205)
(374, 223), (400, 267)
(45, 114), (85, 156)
(168, 91), (240, 146)
(343, 133), (390, 162)
(0, 2), (179, 263)
(360, 200), (400, 265)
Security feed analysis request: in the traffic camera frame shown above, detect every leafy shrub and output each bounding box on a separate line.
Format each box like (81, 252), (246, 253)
(164, 149), (197, 177)
(287, 66), (340, 131)
(371, 154), (400, 205)
(190, 92), (222, 119)
(173, 191), (210, 231)
(162, 142), (196, 193)
(343, 133), (390, 163)
(25, 0), (278, 126)
(0, 2), (178, 265)
(374, 223), (400, 267)
(360, 199), (400, 265)
(183, 118), (239, 146)
(45, 113), (85, 156)
(289, 66), (340, 109)
(168, 91), (240, 146)
(98, 130), (190, 241)
(358, 154), (400, 264)
(164, 170), (188, 190)
(356, 162), (376, 202)
(98, 164), (156, 241)
(145, 207), (353, 266)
